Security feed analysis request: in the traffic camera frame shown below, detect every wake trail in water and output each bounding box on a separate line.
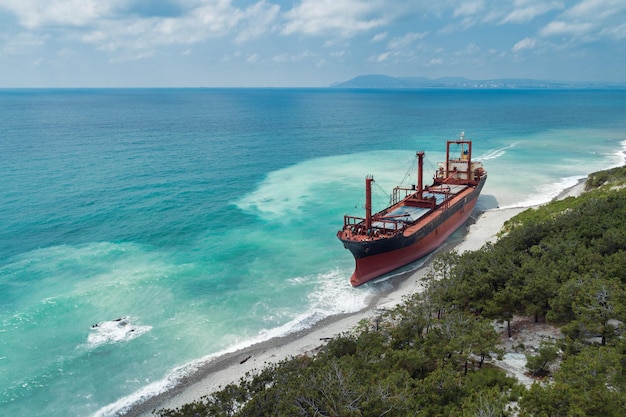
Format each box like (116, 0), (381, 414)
(480, 143), (517, 160)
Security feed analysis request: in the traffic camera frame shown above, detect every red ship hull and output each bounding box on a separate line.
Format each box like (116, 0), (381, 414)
(338, 137), (487, 286)
(346, 183), (481, 286)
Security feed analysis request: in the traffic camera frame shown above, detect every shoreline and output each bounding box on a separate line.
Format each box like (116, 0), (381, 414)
(121, 207), (527, 417)
(120, 180), (588, 417)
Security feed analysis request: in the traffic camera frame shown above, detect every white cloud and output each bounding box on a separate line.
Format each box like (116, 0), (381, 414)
(538, 0), (626, 42)
(463, 43), (480, 55)
(1, 31), (47, 55)
(0, 0), (122, 29)
(599, 22), (626, 40)
(282, 0), (388, 36)
(501, 1), (564, 24)
(512, 36), (537, 51)
(76, 1), (277, 60)
(183, 0), (242, 35)
(453, 0), (485, 17)
(540, 20), (593, 37)
(369, 51), (391, 63)
(272, 50), (314, 63)
(428, 58), (443, 65)
(565, 0), (626, 20)
(371, 32), (387, 42)
(387, 32), (427, 50)
(233, 0), (280, 43)
(0, 0), (279, 59)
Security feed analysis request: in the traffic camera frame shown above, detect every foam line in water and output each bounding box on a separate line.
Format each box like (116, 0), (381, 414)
(307, 269), (374, 314)
(485, 135), (626, 209)
(614, 140), (626, 166)
(500, 175), (584, 209)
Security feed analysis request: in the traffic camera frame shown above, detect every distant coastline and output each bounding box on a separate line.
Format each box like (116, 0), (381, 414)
(331, 74), (626, 89)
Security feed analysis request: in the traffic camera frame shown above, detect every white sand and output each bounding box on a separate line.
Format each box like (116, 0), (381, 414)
(126, 180), (587, 416)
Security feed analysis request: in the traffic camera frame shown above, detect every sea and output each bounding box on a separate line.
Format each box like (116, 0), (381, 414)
(1, 88), (625, 417)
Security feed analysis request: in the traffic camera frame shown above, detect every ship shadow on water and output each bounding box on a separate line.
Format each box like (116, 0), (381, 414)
(475, 194), (500, 211)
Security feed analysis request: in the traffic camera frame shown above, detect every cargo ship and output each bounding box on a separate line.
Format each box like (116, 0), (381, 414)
(337, 134), (487, 286)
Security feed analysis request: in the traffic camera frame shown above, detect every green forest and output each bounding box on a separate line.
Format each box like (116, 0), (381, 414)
(157, 165), (626, 417)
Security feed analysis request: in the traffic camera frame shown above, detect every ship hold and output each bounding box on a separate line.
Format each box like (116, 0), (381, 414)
(338, 133), (487, 286)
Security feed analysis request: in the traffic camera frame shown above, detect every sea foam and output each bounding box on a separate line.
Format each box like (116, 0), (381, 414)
(85, 317), (152, 350)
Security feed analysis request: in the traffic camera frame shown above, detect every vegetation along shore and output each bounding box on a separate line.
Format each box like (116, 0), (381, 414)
(145, 165), (626, 417)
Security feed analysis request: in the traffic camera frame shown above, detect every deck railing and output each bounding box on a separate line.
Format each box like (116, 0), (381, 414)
(343, 215), (406, 235)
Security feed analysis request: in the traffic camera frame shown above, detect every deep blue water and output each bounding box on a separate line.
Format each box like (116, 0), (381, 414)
(1, 88), (625, 417)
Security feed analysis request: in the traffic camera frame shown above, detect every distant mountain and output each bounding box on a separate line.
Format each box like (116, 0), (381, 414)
(331, 74), (626, 89)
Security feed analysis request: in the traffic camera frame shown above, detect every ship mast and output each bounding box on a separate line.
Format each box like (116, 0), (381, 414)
(365, 175), (374, 230)
(416, 151), (424, 196)
(444, 133), (473, 182)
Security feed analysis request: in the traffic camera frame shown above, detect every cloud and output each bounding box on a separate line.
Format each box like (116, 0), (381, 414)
(0, 0), (279, 58)
(462, 43), (480, 55)
(565, 0), (626, 20)
(428, 58), (443, 65)
(371, 32), (387, 42)
(281, 0), (388, 36)
(539, 0), (626, 41)
(365, 30), (427, 65)
(501, 1), (564, 24)
(599, 22), (626, 40)
(233, 1), (280, 43)
(369, 51), (392, 63)
(1, 31), (48, 55)
(540, 20), (593, 37)
(78, 0), (280, 60)
(440, 2), (488, 34)
(512, 36), (537, 51)
(0, 0), (122, 29)
(387, 32), (427, 50)
(272, 50), (315, 63)
(453, 0), (485, 18)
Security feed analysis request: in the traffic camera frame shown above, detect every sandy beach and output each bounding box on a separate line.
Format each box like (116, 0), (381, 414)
(120, 195), (541, 417)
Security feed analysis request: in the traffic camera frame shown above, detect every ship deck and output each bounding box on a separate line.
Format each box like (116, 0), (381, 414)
(374, 184), (468, 227)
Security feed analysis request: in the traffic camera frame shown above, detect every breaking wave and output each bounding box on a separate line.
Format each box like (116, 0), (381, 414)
(85, 317), (152, 349)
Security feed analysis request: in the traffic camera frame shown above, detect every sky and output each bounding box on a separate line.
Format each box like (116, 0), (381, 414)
(0, 0), (625, 87)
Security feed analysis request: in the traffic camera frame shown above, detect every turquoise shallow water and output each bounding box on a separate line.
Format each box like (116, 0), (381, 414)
(1, 88), (625, 416)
